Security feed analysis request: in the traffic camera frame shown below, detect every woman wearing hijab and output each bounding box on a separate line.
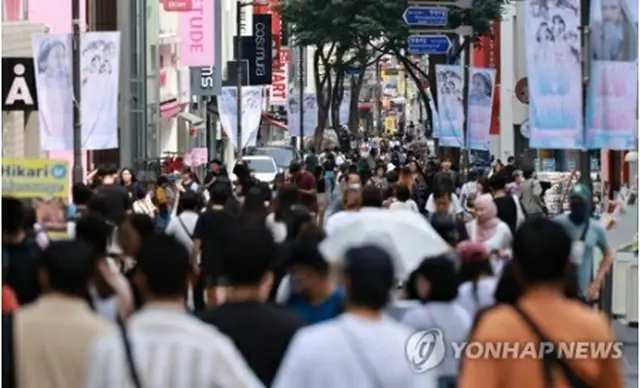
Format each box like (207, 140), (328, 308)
(465, 194), (513, 276)
(456, 241), (497, 318)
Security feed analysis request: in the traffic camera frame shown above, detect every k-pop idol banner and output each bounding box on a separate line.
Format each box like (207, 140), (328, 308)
(218, 86), (263, 150)
(32, 34), (73, 151)
(435, 65), (464, 148)
(526, 0), (583, 149)
(287, 92), (318, 137)
(339, 90), (350, 127)
(466, 67), (497, 150)
(32, 32), (120, 151)
(80, 32), (120, 150)
(585, 0), (638, 149)
(426, 87), (441, 138)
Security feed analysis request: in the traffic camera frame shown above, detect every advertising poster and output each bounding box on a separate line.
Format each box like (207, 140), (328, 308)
(435, 64), (464, 148)
(2, 159), (69, 238)
(466, 67), (497, 150)
(525, 0), (584, 149)
(585, 0), (638, 149)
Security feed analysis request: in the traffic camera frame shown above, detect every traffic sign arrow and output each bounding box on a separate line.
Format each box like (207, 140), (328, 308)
(407, 35), (452, 55)
(403, 7), (448, 26)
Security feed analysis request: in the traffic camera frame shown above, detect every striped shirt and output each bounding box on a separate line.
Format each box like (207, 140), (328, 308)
(84, 304), (264, 388)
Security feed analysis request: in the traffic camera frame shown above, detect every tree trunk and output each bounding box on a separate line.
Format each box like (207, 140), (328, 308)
(348, 70), (366, 132)
(331, 71), (345, 129)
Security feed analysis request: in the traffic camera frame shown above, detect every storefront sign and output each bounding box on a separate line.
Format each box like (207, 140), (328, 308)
(270, 48), (289, 105)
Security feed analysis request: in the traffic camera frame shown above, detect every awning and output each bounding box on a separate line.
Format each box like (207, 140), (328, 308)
(160, 98), (181, 118)
(178, 111), (204, 127)
(261, 112), (288, 130)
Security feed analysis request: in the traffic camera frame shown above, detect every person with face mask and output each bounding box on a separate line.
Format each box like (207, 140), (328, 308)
(554, 183), (614, 303)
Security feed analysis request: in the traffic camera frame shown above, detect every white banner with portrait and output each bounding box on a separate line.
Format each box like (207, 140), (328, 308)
(466, 67), (497, 151)
(435, 65), (464, 148)
(219, 86), (263, 150)
(585, 0), (638, 149)
(287, 91), (318, 137)
(80, 32), (120, 150)
(32, 34), (73, 151)
(32, 33), (120, 151)
(339, 90), (350, 127)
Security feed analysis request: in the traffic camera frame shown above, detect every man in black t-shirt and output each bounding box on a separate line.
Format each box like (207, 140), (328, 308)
(199, 220), (304, 386)
(94, 173), (130, 225)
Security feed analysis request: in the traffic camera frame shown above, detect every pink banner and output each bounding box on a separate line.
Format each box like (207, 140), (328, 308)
(179, 0), (215, 67)
(28, 0), (85, 33)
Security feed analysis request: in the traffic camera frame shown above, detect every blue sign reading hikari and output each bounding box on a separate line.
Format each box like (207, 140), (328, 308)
(403, 7), (448, 26)
(407, 35), (452, 55)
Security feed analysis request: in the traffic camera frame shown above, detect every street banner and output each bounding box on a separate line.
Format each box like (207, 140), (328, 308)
(466, 67), (496, 151)
(287, 92), (318, 137)
(179, 0), (215, 66)
(585, 0), (638, 149)
(218, 86), (263, 150)
(339, 90), (350, 127)
(32, 32), (120, 151)
(525, 0), (583, 149)
(80, 31), (120, 150)
(2, 158), (69, 238)
(435, 64), (464, 148)
(425, 87), (440, 138)
(270, 48), (288, 105)
(32, 34), (73, 151)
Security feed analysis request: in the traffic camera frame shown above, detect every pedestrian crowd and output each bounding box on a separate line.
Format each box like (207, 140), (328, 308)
(1, 132), (623, 388)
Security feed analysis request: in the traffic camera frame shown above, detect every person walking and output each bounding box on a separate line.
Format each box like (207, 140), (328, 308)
(273, 246), (437, 388)
(84, 235), (263, 388)
(4, 241), (114, 388)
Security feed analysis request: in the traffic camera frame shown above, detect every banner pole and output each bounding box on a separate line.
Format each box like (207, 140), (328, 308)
(580, 0), (592, 194)
(72, 0), (83, 183)
(236, 0), (244, 159)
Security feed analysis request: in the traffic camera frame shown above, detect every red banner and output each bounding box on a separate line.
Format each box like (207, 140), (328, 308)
(162, 0), (193, 12)
(473, 21), (501, 135)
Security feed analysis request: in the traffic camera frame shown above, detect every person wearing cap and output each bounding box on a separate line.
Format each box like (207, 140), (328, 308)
(555, 183), (613, 303)
(273, 245), (437, 388)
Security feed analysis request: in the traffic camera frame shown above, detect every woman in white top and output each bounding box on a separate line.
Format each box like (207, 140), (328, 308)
(165, 191), (200, 252)
(401, 255), (472, 384)
(389, 183), (419, 212)
(455, 241), (498, 318)
(465, 194), (513, 276)
(132, 183), (156, 216)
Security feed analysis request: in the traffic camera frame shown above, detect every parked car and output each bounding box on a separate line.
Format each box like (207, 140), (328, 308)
(246, 146), (302, 171)
(242, 155), (279, 183)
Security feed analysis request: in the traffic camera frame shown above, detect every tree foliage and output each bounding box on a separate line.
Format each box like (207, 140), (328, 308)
(278, 0), (505, 143)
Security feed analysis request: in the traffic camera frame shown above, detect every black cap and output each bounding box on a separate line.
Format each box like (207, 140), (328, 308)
(209, 158), (223, 166)
(344, 245), (395, 289)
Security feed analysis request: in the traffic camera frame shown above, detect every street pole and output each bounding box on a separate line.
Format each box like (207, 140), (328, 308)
(71, 0), (83, 183)
(236, 0), (243, 159)
(375, 60), (382, 135)
(460, 38), (471, 179)
(298, 46), (304, 152)
(580, 0), (592, 194)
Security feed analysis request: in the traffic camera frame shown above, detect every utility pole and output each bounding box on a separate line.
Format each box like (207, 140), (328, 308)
(71, 0), (83, 183)
(235, 0), (244, 159)
(460, 38), (471, 178)
(580, 0), (592, 193)
(298, 46), (304, 151)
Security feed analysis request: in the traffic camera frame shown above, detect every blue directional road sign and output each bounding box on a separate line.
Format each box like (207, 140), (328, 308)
(403, 7), (448, 26)
(344, 67), (361, 76)
(407, 35), (452, 55)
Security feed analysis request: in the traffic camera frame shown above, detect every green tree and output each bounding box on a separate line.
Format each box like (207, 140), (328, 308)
(278, 0), (387, 146)
(370, 0), (505, 128)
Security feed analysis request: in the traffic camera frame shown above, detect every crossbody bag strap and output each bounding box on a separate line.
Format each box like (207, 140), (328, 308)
(116, 317), (143, 388)
(339, 323), (386, 388)
(177, 215), (194, 241)
(512, 305), (591, 388)
(579, 218), (590, 242)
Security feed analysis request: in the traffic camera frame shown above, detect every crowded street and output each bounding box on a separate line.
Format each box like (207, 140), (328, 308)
(1, 0), (639, 386)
